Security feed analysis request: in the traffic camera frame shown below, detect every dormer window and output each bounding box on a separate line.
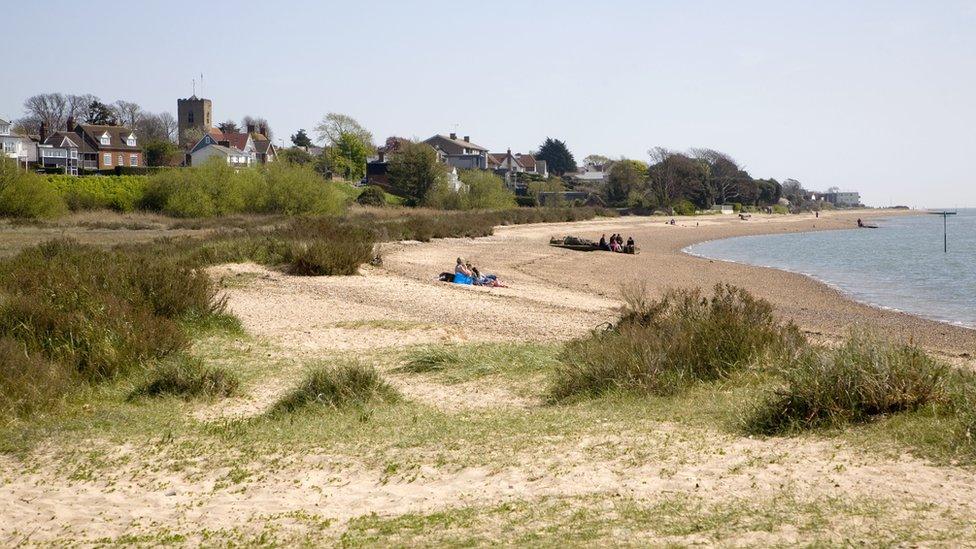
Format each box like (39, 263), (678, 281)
(99, 132), (110, 146)
(126, 134), (136, 147)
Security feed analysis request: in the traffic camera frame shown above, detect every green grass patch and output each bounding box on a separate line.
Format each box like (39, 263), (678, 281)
(269, 363), (398, 415)
(129, 355), (240, 401)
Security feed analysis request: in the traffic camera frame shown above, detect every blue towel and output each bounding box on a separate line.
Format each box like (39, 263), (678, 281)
(453, 273), (474, 285)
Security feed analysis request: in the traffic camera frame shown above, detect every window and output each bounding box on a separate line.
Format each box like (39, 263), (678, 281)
(188, 112), (194, 124)
(130, 154), (138, 167)
(104, 153), (111, 166)
(118, 154), (123, 166)
(70, 150), (78, 159)
(126, 134), (136, 147)
(99, 132), (110, 146)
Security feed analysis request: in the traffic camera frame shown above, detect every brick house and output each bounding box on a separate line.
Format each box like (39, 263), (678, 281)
(66, 118), (143, 170)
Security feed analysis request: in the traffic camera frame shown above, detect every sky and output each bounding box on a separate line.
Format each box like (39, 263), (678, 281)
(4, 0), (975, 208)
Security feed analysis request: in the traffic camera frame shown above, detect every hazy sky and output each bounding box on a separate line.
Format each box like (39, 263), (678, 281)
(5, 1), (975, 207)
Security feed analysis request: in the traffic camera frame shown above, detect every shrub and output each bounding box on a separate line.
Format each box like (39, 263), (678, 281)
(549, 284), (803, 401)
(0, 337), (73, 417)
(262, 162), (346, 215)
(0, 159), (67, 218)
(129, 355), (239, 400)
(672, 200), (696, 216)
(744, 333), (948, 434)
(269, 363), (397, 415)
(48, 174), (148, 212)
(0, 239), (224, 381)
(279, 218), (375, 276)
(772, 204), (788, 214)
(356, 185), (387, 207)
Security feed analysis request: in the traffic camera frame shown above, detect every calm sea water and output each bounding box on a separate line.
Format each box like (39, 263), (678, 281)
(685, 210), (976, 329)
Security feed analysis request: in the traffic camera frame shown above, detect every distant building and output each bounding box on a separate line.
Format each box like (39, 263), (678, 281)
(37, 132), (80, 175)
(178, 95), (213, 147)
(188, 124), (276, 166)
(71, 122), (143, 170)
(190, 143), (253, 168)
(488, 149), (548, 192)
(807, 190), (861, 207)
(1, 118), (36, 168)
(423, 133), (489, 170)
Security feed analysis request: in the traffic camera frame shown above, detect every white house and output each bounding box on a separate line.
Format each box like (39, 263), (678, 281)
(190, 143), (253, 168)
(1, 118), (36, 168)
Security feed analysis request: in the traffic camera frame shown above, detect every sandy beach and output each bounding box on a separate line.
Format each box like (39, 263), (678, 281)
(6, 208), (976, 545)
(223, 208), (976, 359)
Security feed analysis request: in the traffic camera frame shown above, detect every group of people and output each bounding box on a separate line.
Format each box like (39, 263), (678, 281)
(599, 234), (636, 254)
(438, 258), (507, 287)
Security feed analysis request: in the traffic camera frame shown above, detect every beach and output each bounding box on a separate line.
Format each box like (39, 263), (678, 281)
(222, 208), (976, 359)
(6, 208), (976, 545)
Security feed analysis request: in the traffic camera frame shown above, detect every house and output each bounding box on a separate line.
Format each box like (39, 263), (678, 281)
(807, 190), (861, 207)
(59, 119), (143, 170)
(37, 130), (80, 175)
(566, 166), (609, 186)
(488, 149), (548, 192)
(0, 118), (36, 168)
(189, 124), (276, 166)
(190, 143), (253, 168)
(423, 133), (488, 170)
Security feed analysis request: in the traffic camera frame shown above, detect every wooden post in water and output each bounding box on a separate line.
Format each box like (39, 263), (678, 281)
(928, 211), (957, 253)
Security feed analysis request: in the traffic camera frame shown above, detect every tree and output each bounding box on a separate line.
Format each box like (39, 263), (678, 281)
(241, 115), (271, 137)
(112, 100), (143, 128)
(135, 112), (178, 143)
(781, 178), (806, 205)
(218, 120), (240, 134)
(756, 179), (782, 205)
(646, 150), (707, 208)
(314, 113), (373, 148)
(387, 141), (444, 205)
(324, 132), (370, 181)
(291, 128), (313, 148)
(278, 148), (315, 166)
(458, 169), (516, 210)
(605, 159), (648, 206)
(143, 140), (183, 167)
(85, 100), (117, 125)
(536, 137), (577, 176)
(582, 154), (611, 169)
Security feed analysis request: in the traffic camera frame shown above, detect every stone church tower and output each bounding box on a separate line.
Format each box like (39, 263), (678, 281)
(177, 95), (212, 147)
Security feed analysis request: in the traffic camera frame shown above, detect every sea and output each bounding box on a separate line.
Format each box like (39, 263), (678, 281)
(684, 209), (976, 329)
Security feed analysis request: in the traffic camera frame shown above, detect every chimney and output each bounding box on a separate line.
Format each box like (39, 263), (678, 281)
(39, 122), (47, 142)
(247, 124), (256, 134)
(464, 136), (470, 143)
(258, 125), (266, 137)
(66, 116), (74, 131)
(507, 148), (511, 155)
(449, 132), (457, 140)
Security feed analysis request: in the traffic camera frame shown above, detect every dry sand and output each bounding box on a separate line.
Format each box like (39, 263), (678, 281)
(5, 209), (976, 544)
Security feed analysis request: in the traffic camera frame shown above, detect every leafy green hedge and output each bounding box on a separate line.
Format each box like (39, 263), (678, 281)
(47, 174), (148, 212)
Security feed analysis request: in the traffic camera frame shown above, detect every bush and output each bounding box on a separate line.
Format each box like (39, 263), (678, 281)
(772, 204), (788, 214)
(48, 174), (149, 212)
(0, 159), (67, 218)
(0, 337), (74, 418)
(0, 239), (224, 382)
(672, 200), (696, 216)
(129, 355), (239, 400)
(745, 334), (948, 434)
(356, 185), (387, 207)
(140, 158), (346, 217)
(279, 218), (375, 276)
(549, 284), (803, 401)
(269, 363), (397, 415)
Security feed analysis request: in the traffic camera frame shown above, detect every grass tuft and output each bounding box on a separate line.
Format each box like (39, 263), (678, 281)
(744, 333), (948, 434)
(129, 355), (240, 400)
(549, 284), (803, 401)
(400, 348), (460, 373)
(270, 363), (398, 415)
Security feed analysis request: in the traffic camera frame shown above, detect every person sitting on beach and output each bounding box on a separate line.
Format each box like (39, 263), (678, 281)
(857, 218), (864, 228)
(626, 236), (635, 254)
(456, 257), (473, 277)
(669, 218), (676, 225)
(599, 234), (609, 251)
(609, 236), (621, 253)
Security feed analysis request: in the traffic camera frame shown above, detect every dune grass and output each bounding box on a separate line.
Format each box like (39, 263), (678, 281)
(269, 363), (399, 415)
(549, 284), (804, 401)
(129, 355), (240, 401)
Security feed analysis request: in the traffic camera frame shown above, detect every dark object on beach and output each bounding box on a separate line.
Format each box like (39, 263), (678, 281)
(550, 236), (638, 254)
(739, 213), (752, 220)
(438, 272), (455, 282)
(857, 218), (878, 229)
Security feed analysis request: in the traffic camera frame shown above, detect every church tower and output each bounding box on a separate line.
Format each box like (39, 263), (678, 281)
(177, 95), (212, 147)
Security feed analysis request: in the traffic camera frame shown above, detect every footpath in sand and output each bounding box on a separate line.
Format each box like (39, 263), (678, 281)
(4, 209), (976, 544)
